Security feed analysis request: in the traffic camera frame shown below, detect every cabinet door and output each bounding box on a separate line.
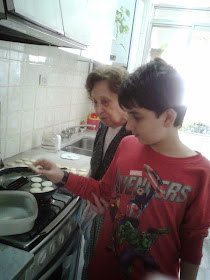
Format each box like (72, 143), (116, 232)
(60, 0), (90, 45)
(13, 0), (64, 34)
(81, 0), (118, 64)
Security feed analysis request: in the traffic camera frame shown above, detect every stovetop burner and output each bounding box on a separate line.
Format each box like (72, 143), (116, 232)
(0, 188), (77, 251)
(37, 197), (55, 204)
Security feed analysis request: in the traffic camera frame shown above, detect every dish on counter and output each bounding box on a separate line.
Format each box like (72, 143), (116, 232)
(0, 191), (38, 236)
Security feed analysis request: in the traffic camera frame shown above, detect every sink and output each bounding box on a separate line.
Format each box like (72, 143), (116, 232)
(61, 137), (95, 156)
(70, 137), (94, 150)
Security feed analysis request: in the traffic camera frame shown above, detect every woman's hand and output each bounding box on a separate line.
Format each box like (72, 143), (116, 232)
(90, 192), (109, 216)
(34, 158), (64, 184)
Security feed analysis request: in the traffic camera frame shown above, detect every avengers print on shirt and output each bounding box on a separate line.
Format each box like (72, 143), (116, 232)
(107, 164), (192, 276)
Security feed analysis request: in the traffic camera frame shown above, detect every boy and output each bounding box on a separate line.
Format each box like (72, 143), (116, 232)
(35, 58), (210, 280)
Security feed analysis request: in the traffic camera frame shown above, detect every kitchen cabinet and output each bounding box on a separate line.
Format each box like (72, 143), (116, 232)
(12, 0), (117, 52)
(13, 0), (64, 34)
(60, 0), (90, 45)
(1, 0), (89, 48)
(1, 0), (123, 63)
(80, 0), (118, 64)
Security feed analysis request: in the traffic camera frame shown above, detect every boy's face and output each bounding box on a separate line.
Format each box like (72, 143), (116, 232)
(125, 107), (167, 145)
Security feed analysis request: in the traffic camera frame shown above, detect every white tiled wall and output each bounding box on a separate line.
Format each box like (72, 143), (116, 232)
(0, 41), (92, 159)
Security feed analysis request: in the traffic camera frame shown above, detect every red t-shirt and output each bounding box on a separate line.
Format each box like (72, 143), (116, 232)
(65, 135), (210, 280)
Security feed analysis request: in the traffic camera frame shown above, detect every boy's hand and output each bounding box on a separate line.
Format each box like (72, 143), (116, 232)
(33, 158), (64, 184)
(90, 192), (109, 216)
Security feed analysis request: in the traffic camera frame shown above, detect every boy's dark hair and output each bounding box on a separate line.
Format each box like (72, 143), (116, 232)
(86, 65), (129, 98)
(119, 58), (187, 127)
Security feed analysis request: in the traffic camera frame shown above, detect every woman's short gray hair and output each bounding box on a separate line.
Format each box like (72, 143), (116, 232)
(85, 65), (129, 98)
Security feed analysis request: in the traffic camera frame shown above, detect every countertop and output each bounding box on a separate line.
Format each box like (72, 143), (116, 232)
(0, 243), (34, 280)
(3, 130), (97, 172)
(0, 129), (96, 280)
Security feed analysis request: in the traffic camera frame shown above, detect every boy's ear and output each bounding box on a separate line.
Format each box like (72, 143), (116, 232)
(163, 109), (177, 127)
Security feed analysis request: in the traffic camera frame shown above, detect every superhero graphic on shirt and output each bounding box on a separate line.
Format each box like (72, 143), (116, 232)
(126, 185), (155, 218)
(106, 165), (170, 276)
(117, 218), (170, 276)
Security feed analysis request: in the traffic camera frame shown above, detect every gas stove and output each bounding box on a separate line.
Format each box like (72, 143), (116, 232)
(0, 188), (82, 280)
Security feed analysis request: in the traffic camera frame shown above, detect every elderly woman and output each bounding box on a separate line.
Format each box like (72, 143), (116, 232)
(81, 65), (132, 280)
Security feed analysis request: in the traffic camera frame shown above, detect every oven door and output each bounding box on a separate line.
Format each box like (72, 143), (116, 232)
(23, 199), (82, 280)
(34, 227), (82, 280)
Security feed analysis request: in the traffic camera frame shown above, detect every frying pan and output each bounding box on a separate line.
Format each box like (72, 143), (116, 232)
(32, 187), (58, 201)
(0, 166), (59, 201)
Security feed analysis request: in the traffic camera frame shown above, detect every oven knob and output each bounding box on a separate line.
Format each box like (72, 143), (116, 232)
(27, 263), (35, 277)
(49, 240), (57, 255)
(38, 249), (47, 266)
(58, 232), (65, 245)
(66, 223), (72, 234)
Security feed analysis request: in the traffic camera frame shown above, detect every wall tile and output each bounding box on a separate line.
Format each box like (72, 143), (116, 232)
(0, 59), (9, 86)
(34, 110), (45, 129)
(70, 104), (77, 120)
(22, 87), (36, 110)
(0, 138), (6, 159)
(61, 106), (70, 123)
(21, 111), (34, 132)
(54, 108), (63, 124)
(48, 67), (58, 86)
(0, 41), (10, 59)
(23, 62), (39, 86)
(20, 132), (33, 153)
(32, 129), (43, 148)
(71, 88), (79, 104)
(64, 91), (72, 106)
(0, 87), (8, 112)
(9, 60), (23, 86)
(35, 87), (47, 108)
(0, 48), (9, 58)
(57, 88), (71, 106)
(46, 88), (58, 107)
(5, 135), (20, 158)
(10, 50), (25, 61)
(10, 42), (25, 52)
(6, 112), (21, 135)
(7, 87), (22, 112)
(0, 114), (6, 138)
(44, 108), (55, 127)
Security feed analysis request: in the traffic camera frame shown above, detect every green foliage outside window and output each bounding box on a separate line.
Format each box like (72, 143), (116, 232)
(180, 121), (210, 135)
(114, 6), (130, 51)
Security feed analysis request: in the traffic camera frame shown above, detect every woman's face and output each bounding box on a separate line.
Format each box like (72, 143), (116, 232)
(91, 80), (127, 128)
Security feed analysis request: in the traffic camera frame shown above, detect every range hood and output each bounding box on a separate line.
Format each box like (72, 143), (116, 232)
(0, 0), (88, 50)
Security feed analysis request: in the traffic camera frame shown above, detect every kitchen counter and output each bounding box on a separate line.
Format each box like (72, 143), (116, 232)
(0, 243), (34, 280)
(3, 130), (97, 172)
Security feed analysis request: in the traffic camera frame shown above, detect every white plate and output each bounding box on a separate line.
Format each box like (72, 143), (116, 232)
(61, 153), (80, 160)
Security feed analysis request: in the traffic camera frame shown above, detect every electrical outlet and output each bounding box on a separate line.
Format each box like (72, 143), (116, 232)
(39, 74), (48, 86)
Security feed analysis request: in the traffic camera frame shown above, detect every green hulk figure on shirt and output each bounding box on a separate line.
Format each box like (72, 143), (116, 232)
(116, 218), (170, 276)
